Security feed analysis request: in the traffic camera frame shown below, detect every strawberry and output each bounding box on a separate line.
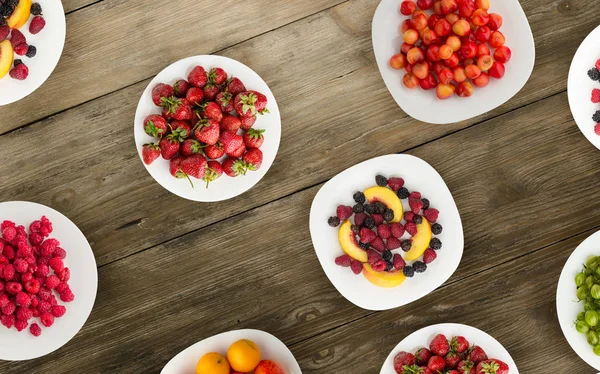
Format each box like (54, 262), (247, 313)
(222, 157), (245, 177)
(159, 135), (180, 160)
(240, 115), (257, 130)
(409, 198), (424, 214)
(142, 143), (161, 165)
(388, 177), (405, 191)
(428, 355), (446, 372)
(181, 139), (204, 157)
(386, 237), (401, 250)
(220, 131), (244, 156)
(475, 359), (508, 374)
(202, 160), (223, 187)
(143, 114), (168, 138)
(370, 236), (384, 251)
(423, 208), (439, 223)
(467, 346), (488, 365)
(392, 253), (405, 269)
(151, 83), (174, 106)
(415, 348), (432, 366)
(225, 77), (246, 96)
(390, 223), (405, 238)
(169, 156), (185, 178)
(405, 222), (418, 236)
(376, 224), (391, 239)
(0, 27), (10, 42)
(173, 79), (190, 98)
(367, 249), (381, 265)
(169, 120), (192, 141)
(234, 91), (269, 117)
(203, 83), (220, 102)
(593, 89), (600, 104)
(243, 129), (265, 149)
(10, 29), (26, 48)
(336, 206), (353, 220)
(243, 148), (263, 171)
(393, 352), (416, 373)
(430, 334), (450, 356)
(162, 97), (193, 120)
(423, 248), (437, 264)
(446, 352), (462, 369)
(220, 114), (242, 133)
(350, 260), (363, 275)
(29, 16), (46, 34)
(250, 90), (268, 113)
(335, 254), (352, 267)
(216, 91), (234, 112)
(451, 336), (470, 354)
(457, 360), (475, 374)
(188, 66), (208, 88)
(181, 154), (207, 179)
(200, 102), (223, 122)
(9, 63), (28, 80)
(186, 87), (204, 106)
(359, 228), (376, 244)
(194, 119), (220, 145)
(208, 67), (227, 85)
(14, 44), (28, 56)
(229, 142), (246, 158)
(204, 143), (224, 159)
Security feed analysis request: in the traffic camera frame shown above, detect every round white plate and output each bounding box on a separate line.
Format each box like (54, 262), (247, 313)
(372, 0), (535, 124)
(309, 154), (464, 311)
(161, 329), (302, 373)
(0, 201), (97, 361)
(557, 230), (600, 370)
(0, 0), (66, 105)
(134, 55), (281, 202)
(380, 323), (519, 373)
(568, 25), (600, 151)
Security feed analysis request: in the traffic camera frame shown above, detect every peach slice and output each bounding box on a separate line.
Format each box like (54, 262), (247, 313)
(338, 220), (368, 263)
(363, 263), (406, 288)
(7, 0), (32, 30)
(363, 186), (403, 223)
(0, 40), (14, 80)
(405, 218), (433, 261)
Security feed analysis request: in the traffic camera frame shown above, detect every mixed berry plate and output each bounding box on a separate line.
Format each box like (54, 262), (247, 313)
(134, 55), (281, 202)
(372, 0), (535, 124)
(0, 0), (66, 106)
(309, 154), (463, 311)
(161, 329), (301, 373)
(557, 230), (600, 370)
(0, 201), (97, 361)
(567, 25), (600, 151)
(379, 323), (519, 373)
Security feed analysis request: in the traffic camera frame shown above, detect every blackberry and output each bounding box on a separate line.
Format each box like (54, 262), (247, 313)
(431, 223), (443, 235)
(26, 45), (36, 58)
(589, 68), (600, 82)
(413, 261), (427, 273)
(31, 2), (42, 15)
(327, 216), (340, 227)
(13, 59), (22, 67)
(430, 238), (442, 250)
(375, 202), (387, 214)
(382, 250), (393, 261)
(403, 265), (415, 278)
(397, 187), (410, 199)
(385, 261), (394, 271)
(413, 215), (423, 224)
(0, 17), (6, 26)
(383, 209), (394, 222)
(0, 5), (12, 17)
(353, 191), (366, 204)
(359, 242), (370, 250)
(401, 240), (412, 252)
(364, 217), (375, 229)
(422, 198), (430, 210)
(594, 110), (600, 123)
(351, 225), (360, 234)
(7, 0), (17, 6)
(364, 204), (376, 214)
(353, 204), (364, 213)
(376, 175), (388, 187)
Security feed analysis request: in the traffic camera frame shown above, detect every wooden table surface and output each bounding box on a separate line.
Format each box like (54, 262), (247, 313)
(1, 0), (599, 372)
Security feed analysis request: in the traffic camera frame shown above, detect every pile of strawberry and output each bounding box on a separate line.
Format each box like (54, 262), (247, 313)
(390, 0), (511, 99)
(329, 175), (442, 279)
(0, 1), (46, 80)
(393, 334), (509, 374)
(141, 65), (268, 188)
(588, 58), (600, 135)
(0, 217), (74, 337)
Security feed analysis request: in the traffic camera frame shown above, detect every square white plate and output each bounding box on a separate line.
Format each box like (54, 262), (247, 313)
(309, 154), (463, 311)
(372, 0), (535, 124)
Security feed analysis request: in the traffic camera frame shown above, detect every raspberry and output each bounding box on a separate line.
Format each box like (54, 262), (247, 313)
(350, 260), (363, 274)
(386, 237), (401, 250)
(41, 239), (59, 256)
(405, 222), (418, 236)
(15, 291), (31, 307)
(35, 263), (49, 277)
(593, 89), (600, 104)
(48, 257), (64, 273)
(60, 288), (74, 302)
(57, 267), (70, 281)
(16, 306), (33, 321)
(51, 305), (66, 318)
(0, 293), (8, 307)
(37, 256), (51, 265)
(2, 301), (15, 315)
(393, 253), (406, 270)
(13, 258), (28, 273)
(353, 213), (367, 226)
(3, 245), (14, 259)
(45, 275), (60, 289)
(409, 192), (421, 199)
(30, 220), (42, 233)
(54, 247), (67, 259)
(597, 59), (600, 71)
(38, 300), (51, 312)
(388, 177), (405, 191)
(409, 198), (424, 214)
(9, 63), (28, 80)
(336, 205), (353, 221)
(334, 254), (352, 267)
(55, 281), (68, 294)
(30, 295), (39, 308)
(0, 26), (9, 41)
(377, 224), (391, 239)
(38, 287), (51, 301)
(595, 123), (600, 136)
(423, 208), (439, 223)
(29, 322), (42, 337)
(1, 314), (15, 328)
(359, 228), (377, 244)
(48, 294), (57, 306)
(367, 249), (382, 265)
(370, 237), (385, 251)
(14, 319), (28, 331)
(371, 214), (384, 225)
(13, 43), (28, 56)
(40, 312), (54, 327)
(29, 16), (46, 35)
(6, 281), (21, 295)
(1, 226), (17, 242)
(9, 29), (26, 48)
(3, 263), (15, 280)
(372, 260), (387, 272)
(423, 248), (437, 264)
(404, 211), (415, 222)
(390, 223), (405, 238)
(375, 175), (388, 186)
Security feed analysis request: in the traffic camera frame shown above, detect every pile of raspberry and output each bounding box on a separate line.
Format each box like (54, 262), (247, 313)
(0, 1), (46, 80)
(589, 58), (600, 135)
(0, 217), (74, 337)
(328, 175), (443, 278)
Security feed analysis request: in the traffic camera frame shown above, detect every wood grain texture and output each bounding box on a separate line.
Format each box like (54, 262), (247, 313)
(63, 0), (97, 14)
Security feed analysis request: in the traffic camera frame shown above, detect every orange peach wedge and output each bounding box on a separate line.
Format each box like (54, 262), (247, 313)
(7, 0), (32, 30)
(363, 263), (406, 288)
(405, 218), (432, 261)
(0, 40), (14, 80)
(363, 186), (403, 223)
(338, 220), (368, 263)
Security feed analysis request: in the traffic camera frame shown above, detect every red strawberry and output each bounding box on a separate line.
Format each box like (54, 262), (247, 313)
(367, 249), (382, 265)
(388, 177), (405, 191)
(467, 346), (488, 365)
(394, 352), (416, 373)
(386, 237), (401, 250)
(457, 360), (475, 374)
(173, 79), (190, 98)
(10, 29), (26, 47)
(336, 206), (353, 221)
(202, 160), (223, 187)
(409, 191), (421, 199)
(475, 359), (509, 374)
(159, 135), (180, 160)
(226, 77), (246, 96)
(377, 224), (391, 239)
(243, 129), (265, 149)
(9, 63), (28, 80)
(29, 16), (46, 34)
(181, 154), (207, 179)
(194, 119), (220, 145)
(423, 248), (437, 264)
(234, 91), (269, 117)
(216, 91), (234, 112)
(208, 67), (227, 84)
(229, 142), (246, 158)
(354, 213), (367, 226)
(428, 355), (446, 372)
(203, 83), (220, 102)
(220, 114), (242, 133)
(220, 131), (245, 156)
(423, 208), (439, 223)
(181, 139), (204, 157)
(392, 253), (405, 269)
(359, 228), (376, 244)
(201, 102), (223, 122)
(446, 352), (462, 369)
(240, 115), (257, 130)
(186, 87), (204, 105)
(350, 259), (363, 274)
(188, 66), (208, 88)
(415, 348), (432, 366)
(335, 254), (352, 267)
(371, 214), (384, 225)
(593, 89), (600, 104)
(143, 114), (168, 138)
(14, 44), (28, 55)
(409, 198), (424, 214)
(430, 334), (450, 356)
(451, 336), (470, 354)
(151, 83), (174, 106)
(390, 223), (405, 238)
(169, 156), (185, 178)
(405, 222), (418, 236)
(142, 143), (160, 165)
(204, 143), (224, 159)
(370, 237), (385, 251)
(222, 157), (246, 177)
(169, 120), (192, 140)
(162, 97), (193, 120)
(0, 26), (9, 41)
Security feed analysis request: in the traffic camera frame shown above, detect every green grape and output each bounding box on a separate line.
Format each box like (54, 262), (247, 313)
(589, 331), (599, 346)
(578, 286), (589, 301)
(594, 345), (600, 356)
(578, 312), (586, 321)
(577, 272), (587, 287)
(577, 320), (591, 334)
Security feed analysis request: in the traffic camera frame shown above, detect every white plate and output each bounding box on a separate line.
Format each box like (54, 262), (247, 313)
(372, 0), (535, 124)
(0, 201), (97, 361)
(557, 230), (600, 370)
(568, 25), (600, 151)
(380, 323), (519, 373)
(134, 55), (281, 202)
(309, 154), (464, 311)
(161, 329), (302, 373)
(0, 0), (66, 105)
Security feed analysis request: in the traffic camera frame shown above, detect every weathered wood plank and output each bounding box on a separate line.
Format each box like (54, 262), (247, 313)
(63, 0), (97, 14)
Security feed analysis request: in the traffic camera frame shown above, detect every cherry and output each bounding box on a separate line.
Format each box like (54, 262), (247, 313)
(488, 61), (505, 79)
(400, 1), (417, 15)
(403, 73), (420, 88)
(493, 46), (511, 63)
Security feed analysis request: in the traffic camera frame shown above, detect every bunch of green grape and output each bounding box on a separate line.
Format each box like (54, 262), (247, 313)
(575, 255), (600, 356)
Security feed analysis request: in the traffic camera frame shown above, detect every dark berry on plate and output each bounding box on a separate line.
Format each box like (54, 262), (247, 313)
(413, 215), (423, 224)
(413, 261), (427, 273)
(382, 250), (393, 261)
(403, 265), (415, 277)
(31, 2), (42, 15)
(397, 187), (410, 199)
(401, 240), (412, 252)
(351, 224), (360, 233)
(0, 5), (11, 17)
(385, 261), (394, 271)
(364, 217), (375, 229)
(589, 68), (600, 82)
(593, 111), (600, 123)
(0, 17), (5, 26)
(376, 175), (388, 187)
(353, 204), (364, 213)
(13, 59), (22, 66)
(359, 242), (370, 250)
(364, 204), (376, 214)
(430, 238), (442, 250)
(383, 209), (394, 222)
(375, 202), (387, 214)
(432, 223), (443, 235)
(26, 45), (36, 58)
(422, 198), (430, 210)
(328, 216), (340, 227)
(353, 191), (366, 204)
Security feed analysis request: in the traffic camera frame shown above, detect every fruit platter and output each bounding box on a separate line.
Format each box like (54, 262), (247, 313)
(380, 324), (518, 374)
(0, 0), (65, 105)
(0, 201), (97, 361)
(309, 154), (463, 310)
(161, 329), (301, 374)
(372, 0), (534, 124)
(557, 230), (600, 370)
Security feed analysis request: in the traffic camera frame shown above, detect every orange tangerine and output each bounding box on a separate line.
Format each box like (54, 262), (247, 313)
(195, 352), (230, 374)
(227, 339), (261, 372)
